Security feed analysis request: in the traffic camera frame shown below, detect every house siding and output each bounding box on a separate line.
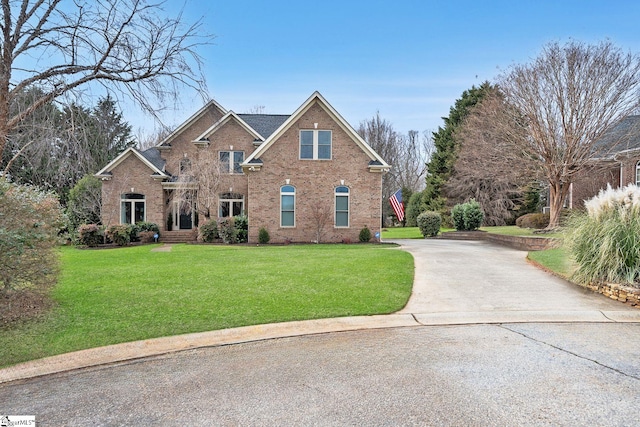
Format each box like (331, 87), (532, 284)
(246, 102), (382, 243)
(571, 163), (620, 208)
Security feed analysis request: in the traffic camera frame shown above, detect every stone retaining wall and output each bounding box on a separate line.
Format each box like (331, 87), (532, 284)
(438, 231), (562, 251)
(584, 282), (640, 306)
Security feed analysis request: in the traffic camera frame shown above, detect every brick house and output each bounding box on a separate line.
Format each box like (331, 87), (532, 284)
(567, 115), (640, 208)
(96, 92), (390, 243)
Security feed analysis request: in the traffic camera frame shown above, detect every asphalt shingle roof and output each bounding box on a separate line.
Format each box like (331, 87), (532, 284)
(140, 147), (166, 172)
(238, 114), (290, 139)
(594, 115), (640, 158)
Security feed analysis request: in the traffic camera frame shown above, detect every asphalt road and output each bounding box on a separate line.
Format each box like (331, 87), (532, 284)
(2, 323), (640, 426)
(2, 239), (639, 426)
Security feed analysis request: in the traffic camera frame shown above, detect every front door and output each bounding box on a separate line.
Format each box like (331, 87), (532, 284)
(173, 199), (195, 230)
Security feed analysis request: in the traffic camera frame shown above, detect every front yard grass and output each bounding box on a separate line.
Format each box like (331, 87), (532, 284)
(0, 244), (413, 368)
(527, 247), (575, 279)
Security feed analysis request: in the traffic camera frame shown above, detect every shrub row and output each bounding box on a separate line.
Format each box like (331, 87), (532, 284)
(198, 215), (249, 244)
(515, 212), (550, 229)
(78, 222), (160, 246)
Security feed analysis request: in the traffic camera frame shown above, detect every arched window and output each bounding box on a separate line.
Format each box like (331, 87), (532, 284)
(121, 193), (145, 224)
(219, 192), (244, 218)
(635, 161), (640, 186)
(335, 186), (349, 227)
(281, 185), (295, 227)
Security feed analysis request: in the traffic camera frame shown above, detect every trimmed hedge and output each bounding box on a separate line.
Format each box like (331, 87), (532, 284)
(417, 211), (441, 237)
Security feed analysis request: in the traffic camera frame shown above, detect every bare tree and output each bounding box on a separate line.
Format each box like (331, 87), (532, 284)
(395, 130), (432, 192)
(446, 89), (535, 225)
(500, 40), (640, 228)
(0, 0), (211, 166)
(308, 200), (332, 243)
(174, 147), (224, 223)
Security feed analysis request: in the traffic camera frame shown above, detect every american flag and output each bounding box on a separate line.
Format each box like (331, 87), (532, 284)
(389, 189), (405, 222)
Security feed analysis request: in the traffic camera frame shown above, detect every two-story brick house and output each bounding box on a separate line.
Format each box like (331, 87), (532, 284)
(96, 92), (390, 243)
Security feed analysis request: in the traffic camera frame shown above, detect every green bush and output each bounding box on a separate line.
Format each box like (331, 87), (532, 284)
(234, 215), (248, 243)
(567, 185), (640, 285)
(451, 204), (465, 231)
(451, 199), (484, 231)
(463, 199), (483, 231)
(106, 225), (131, 246)
(138, 231), (157, 243)
(359, 226), (372, 242)
(258, 227), (270, 244)
(0, 178), (64, 294)
(417, 211), (441, 237)
(405, 191), (423, 227)
(66, 175), (102, 230)
(137, 221), (160, 233)
(78, 224), (103, 247)
(516, 212), (550, 229)
(219, 218), (236, 244)
(199, 220), (218, 243)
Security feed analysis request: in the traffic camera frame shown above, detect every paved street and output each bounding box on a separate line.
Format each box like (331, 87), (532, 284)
(2, 323), (640, 426)
(2, 240), (639, 426)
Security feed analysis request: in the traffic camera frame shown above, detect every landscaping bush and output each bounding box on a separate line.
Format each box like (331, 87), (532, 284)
(359, 226), (372, 242)
(258, 227), (270, 244)
(218, 218), (237, 244)
(234, 215), (248, 243)
(0, 178), (64, 294)
(516, 212), (550, 229)
(66, 175), (102, 230)
(463, 199), (484, 231)
(451, 199), (484, 231)
(139, 231), (157, 243)
(567, 184), (640, 286)
(199, 220), (219, 243)
(137, 221), (160, 233)
(78, 224), (103, 247)
(417, 211), (441, 237)
(126, 223), (140, 242)
(106, 225), (131, 246)
(451, 204), (465, 231)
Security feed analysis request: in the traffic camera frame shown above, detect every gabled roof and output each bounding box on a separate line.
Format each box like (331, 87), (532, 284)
(237, 114), (290, 140)
(243, 91), (390, 169)
(192, 111), (264, 143)
(158, 98), (227, 147)
(594, 115), (640, 159)
(95, 147), (169, 179)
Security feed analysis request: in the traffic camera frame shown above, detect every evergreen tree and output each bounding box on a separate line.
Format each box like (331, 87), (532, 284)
(422, 83), (493, 218)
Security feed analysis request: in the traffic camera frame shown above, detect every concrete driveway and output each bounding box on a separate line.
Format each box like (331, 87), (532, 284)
(2, 239), (640, 426)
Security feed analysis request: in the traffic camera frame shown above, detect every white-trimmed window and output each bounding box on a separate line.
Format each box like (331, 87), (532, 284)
(335, 186), (349, 227)
(281, 185), (295, 227)
(635, 161), (640, 186)
(121, 193), (145, 224)
(179, 158), (192, 175)
(219, 192), (244, 218)
(300, 130), (331, 160)
(219, 151), (244, 174)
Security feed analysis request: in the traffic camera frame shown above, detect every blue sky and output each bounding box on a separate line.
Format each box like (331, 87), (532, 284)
(135, 0), (640, 137)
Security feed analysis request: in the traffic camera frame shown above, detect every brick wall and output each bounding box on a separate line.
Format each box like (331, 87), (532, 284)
(246, 102), (383, 243)
(571, 162), (620, 208)
(100, 154), (165, 229)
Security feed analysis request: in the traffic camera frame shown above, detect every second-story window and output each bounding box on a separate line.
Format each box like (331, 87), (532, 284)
(300, 130), (331, 160)
(219, 151), (244, 174)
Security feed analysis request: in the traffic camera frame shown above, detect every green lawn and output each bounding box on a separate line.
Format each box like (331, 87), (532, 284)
(527, 247), (575, 279)
(382, 225), (564, 239)
(0, 244), (413, 367)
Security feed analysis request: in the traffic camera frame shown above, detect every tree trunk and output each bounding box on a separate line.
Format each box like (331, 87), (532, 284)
(547, 180), (570, 229)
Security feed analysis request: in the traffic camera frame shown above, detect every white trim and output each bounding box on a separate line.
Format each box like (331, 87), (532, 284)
(95, 147), (169, 178)
(158, 99), (227, 147)
(299, 129), (332, 160)
(334, 186), (350, 228)
(243, 91), (390, 168)
(192, 111), (264, 143)
(280, 185), (296, 228)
